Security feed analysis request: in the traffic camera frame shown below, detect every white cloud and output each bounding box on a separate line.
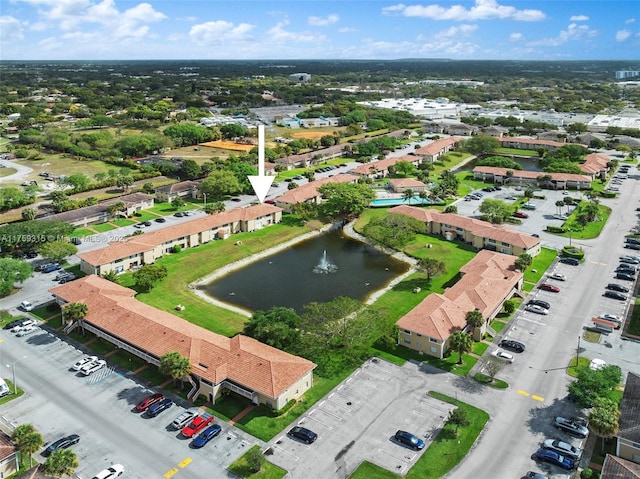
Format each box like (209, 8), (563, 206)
(437, 24), (478, 38)
(308, 14), (339, 26)
(267, 19), (326, 43)
(382, 0), (545, 22)
(0, 16), (25, 42)
(528, 23), (598, 47)
(570, 15), (589, 21)
(624, 18), (636, 24)
(189, 20), (255, 46)
(616, 29), (632, 42)
(338, 27), (356, 33)
(509, 32), (523, 41)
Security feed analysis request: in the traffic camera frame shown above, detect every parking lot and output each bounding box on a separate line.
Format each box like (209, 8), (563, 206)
(266, 358), (454, 478)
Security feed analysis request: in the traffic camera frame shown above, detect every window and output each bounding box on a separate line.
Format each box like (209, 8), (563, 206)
(487, 238), (496, 244)
(416, 342), (422, 348)
(429, 337), (439, 343)
(403, 338), (411, 344)
(430, 346), (437, 353)
(403, 330), (411, 335)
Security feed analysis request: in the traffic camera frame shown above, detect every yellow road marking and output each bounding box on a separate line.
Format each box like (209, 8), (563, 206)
(532, 395), (544, 402)
(164, 468), (178, 478)
(179, 458), (192, 468)
(517, 389), (530, 397)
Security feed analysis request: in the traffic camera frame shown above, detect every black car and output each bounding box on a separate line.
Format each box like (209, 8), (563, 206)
(155, 217), (166, 223)
(559, 257), (580, 265)
(287, 426), (318, 444)
(625, 243), (640, 251)
(499, 339), (525, 353)
(604, 290), (628, 300)
(528, 299), (551, 310)
(3, 317), (30, 330)
(143, 221), (152, 227)
(615, 273), (635, 282)
(23, 250), (38, 259)
(70, 237), (82, 245)
(624, 237), (640, 245)
(43, 434), (80, 456)
(606, 283), (630, 293)
(174, 212), (184, 217)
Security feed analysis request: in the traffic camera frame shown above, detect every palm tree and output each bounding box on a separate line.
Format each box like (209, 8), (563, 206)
(62, 302), (88, 326)
(418, 190), (429, 204)
(12, 424), (35, 447)
(403, 188), (415, 205)
(159, 351), (192, 387)
(589, 397), (620, 448)
(465, 310), (484, 329)
(555, 200), (565, 215)
(448, 330), (473, 364)
(43, 448), (79, 477)
(20, 431), (43, 466)
(101, 270), (120, 284)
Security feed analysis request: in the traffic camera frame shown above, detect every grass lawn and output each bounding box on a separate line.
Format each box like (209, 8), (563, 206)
(473, 373), (509, 389)
(72, 227), (94, 237)
(524, 247), (557, 285)
(112, 218), (136, 227)
(0, 380), (24, 406)
(349, 462), (400, 479)
(583, 329), (601, 343)
(566, 356), (591, 377)
(0, 167), (17, 177)
(137, 365), (168, 386)
(627, 297), (640, 337)
(118, 221), (312, 337)
(30, 304), (59, 321)
(227, 446), (287, 479)
(91, 223), (117, 233)
(89, 337), (118, 355)
(107, 350), (147, 371)
(472, 341), (489, 355)
(495, 147), (539, 156)
(559, 203), (611, 240)
(490, 320), (508, 333)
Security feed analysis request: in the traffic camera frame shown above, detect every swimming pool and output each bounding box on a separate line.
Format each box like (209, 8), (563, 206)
(370, 196), (435, 207)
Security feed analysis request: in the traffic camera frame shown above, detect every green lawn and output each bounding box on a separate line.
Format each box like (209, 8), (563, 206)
(557, 203), (611, 240)
(72, 227), (94, 237)
(495, 147), (539, 156)
(0, 380), (24, 406)
(112, 218), (136, 227)
(473, 373), (509, 389)
(91, 223), (117, 233)
(567, 356), (591, 377)
(627, 297), (640, 337)
(472, 341), (489, 356)
(227, 446), (287, 479)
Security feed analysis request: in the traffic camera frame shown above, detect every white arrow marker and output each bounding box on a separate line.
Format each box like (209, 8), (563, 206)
(248, 124), (275, 203)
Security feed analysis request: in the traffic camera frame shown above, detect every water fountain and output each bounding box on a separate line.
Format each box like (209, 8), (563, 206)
(313, 250), (338, 274)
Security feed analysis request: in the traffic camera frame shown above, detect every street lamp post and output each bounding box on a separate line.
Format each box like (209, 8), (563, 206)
(202, 193), (207, 209)
(576, 335), (581, 367)
(7, 356), (28, 395)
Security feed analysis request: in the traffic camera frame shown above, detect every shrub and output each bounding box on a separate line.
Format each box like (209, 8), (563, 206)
(172, 245), (182, 254)
(581, 468), (599, 479)
(245, 447), (265, 474)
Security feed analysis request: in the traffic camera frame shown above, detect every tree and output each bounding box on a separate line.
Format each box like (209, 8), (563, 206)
(12, 423), (35, 447)
(43, 448), (79, 477)
(484, 356), (503, 383)
(38, 241), (78, 263)
(555, 200), (565, 214)
(402, 188), (415, 205)
(394, 160), (416, 177)
(245, 447), (265, 474)
(61, 173), (91, 192)
(416, 258), (446, 281)
(199, 170), (242, 199)
(62, 302), (88, 325)
(465, 309), (484, 329)
(179, 159), (202, 180)
(462, 135), (500, 155)
(171, 197), (185, 209)
(443, 205), (457, 214)
(133, 264), (168, 292)
(448, 407), (470, 436)
(318, 182), (376, 220)
(243, 307), (301, 350)
(0, 258), (33, 297)
(12, 424), (42, 467)
(204, 201), (225, 214)
(437, 170), (460, 197)
(567, 364), (622, 408)
(101, 270), (120, 284)
(106, 201), (126, 218)
(589, 397), (620, 449)
(116, 175), (133, 192)
(502, 300), (516, 315)
(478, 198), (513, 223)
(287, 181), (299, 190)
(514, 253), (533, 272)
(363, 212), (426, 249)
(21, 207), (37, 221)
(448, 330), (473, 364)
(159, 351), (192, 384)
(0, 220), (74, 253)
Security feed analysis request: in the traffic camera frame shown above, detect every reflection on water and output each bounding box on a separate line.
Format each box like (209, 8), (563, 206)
(200, 230), (409, 313)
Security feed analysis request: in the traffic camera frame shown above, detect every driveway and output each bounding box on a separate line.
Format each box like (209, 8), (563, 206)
(0, 158), (33, 182)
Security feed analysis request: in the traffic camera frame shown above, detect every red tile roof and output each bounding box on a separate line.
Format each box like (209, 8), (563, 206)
(387, 178), (426, 188)
(397, 250), (522, 340)
(473, 166), (592, 183)
(276, 174), (358, 204)
(0, 432), (16, 460)
(349, 155), (418, 175)
(580, 153), (610, 174)
(499, 136), (566, 148)
(415, 137), (462, 156)
(389, 205), (541, 250)
(50, 276), (315, 399)
(79, 204), (282, 267)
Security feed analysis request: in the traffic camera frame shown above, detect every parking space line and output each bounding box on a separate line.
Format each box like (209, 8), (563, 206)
(517, 389), (530, 397)
(270, 442), (300, 461)
(531, 395), (544, 402)
(179, 457), (191, 468)
(164, 468), (178, 478)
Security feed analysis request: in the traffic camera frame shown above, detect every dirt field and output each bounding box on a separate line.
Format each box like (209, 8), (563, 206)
(199, 140), (255, 152)
(291, 131), (333, 140)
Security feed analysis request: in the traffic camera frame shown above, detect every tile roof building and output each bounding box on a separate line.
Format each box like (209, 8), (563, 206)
(617, 372), (640, 464)
(349, 155), (421, 178)
(473, 166), (593, 190)
(414, 137), (462, 162)
(0, 432), (17, 478)
(387, 178), (428, 193)
(78, 204), (282, 275)
(580, 153), (611, 179)
(397, 250), (523, 358)
(154, 180), (201, 202)
(601, 455), (640, 479)
(50, 276), (315, 409)
(388, 205), (541, 257)
(275, 174), (358, 212)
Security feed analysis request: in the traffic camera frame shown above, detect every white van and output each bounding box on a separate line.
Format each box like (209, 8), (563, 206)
(0, 378), (11, 398)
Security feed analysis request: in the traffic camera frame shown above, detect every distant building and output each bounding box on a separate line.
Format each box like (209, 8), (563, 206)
(616, 71), (640, 80)
(288, 73), (311, 82)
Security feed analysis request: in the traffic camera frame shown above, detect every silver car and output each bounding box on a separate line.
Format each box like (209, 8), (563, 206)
(525, 304), (549, 315)
(542, 439), (582, 460)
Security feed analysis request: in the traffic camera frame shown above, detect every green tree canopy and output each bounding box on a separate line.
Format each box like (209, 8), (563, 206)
(567, 364), (622, 408)
(362, 212), (426, 249)
(465, 309), (484, 329)
(132, 264), (168, 292)
(43, 448), (79, 477)
(243, 307), (301, 350)
(416, 257), (446, 281)
(318, 182), (376, 220)
(62, 302), (88, 324)
(159, 351), (192, 380)
(199, 170), (242, 199)
(478, 198), (513, 224)
(462, 136), (500, 155)
(448, 330), (473, 364)
(38, 241), (78, 263)
(0, 258), (33, 297)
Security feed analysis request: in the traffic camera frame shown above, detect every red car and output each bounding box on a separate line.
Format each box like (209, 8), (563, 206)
(135, 393), (164, 412)
(539, 283), (560, 293)
(513, 211), (529, 219)
(181, 413), (215, 438)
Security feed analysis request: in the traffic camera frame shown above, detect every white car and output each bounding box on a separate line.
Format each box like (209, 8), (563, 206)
(91, 464), (124, 479)
(12, 319), (35, 333)
(80, 359), (106, 376)
(16, 325), (37, 337)
(72, 355), (98, 372)
(19, 301), (34, 312)
(171, 410), (198, 430)
(548, 273), (566, 281)
(553, 215), (568, 220)
(491, 349), (514, 363)
(525, 304), (549, 315)
(598, 314), (622, 325)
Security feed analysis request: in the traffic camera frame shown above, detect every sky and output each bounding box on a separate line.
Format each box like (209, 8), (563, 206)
(0, 0), (639, 61)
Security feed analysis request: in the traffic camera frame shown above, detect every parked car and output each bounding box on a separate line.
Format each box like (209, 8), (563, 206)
(171, 411), (198, 430)
(616, 263), (636, 273)
(16, 325), (37, 337)
(72, 355), (98, 371)
(80, 359), (106, 376)
(539, 283), (560, 292)
(624, 237), (640, 245)
(534, 448), (575, 470)
(143, 221), (152, 226)
(625, 243), (640, 251)
(525, 304), (549, 315)
(174, 212), (184, 217)
(287, 426), (318, 444)
(43, 434), (80, 457)
(553, 417), (589, 438)
(522, 203), (536, 210)
(527, 299), (551, 310)
(155, 217), (166, 223)
(491, 349), (514, 363)
(4, 317), (32, 330)
(522, 472), (548, 479)
(191, 424), (222, 448)
(606, 283), (630, 293)
(91, 464), (124, 479)
(393, 430), (425, 450)
(604, 290), (628, 300)
(181, 413), (215, 438)
(40, 263), (61, 273)
(614, 273), (635, 282)
(620, 256), (640, 264)
(552, 215), (568, 221)
(147, 398), (173, 417)
(55, 271), (74, 281)
(559, 257), (580, 265)
(134, 223), (146, 228)
(498, 339), (525, 353)
(598, 314), (622, 326)
(542, 439), (582, 460)
(19, 300), (34, 312)
(513, 211), (529, 219)
(135, 392), (164, 412)
(12, 318), (35, 333)
(548, 273), (566, 281)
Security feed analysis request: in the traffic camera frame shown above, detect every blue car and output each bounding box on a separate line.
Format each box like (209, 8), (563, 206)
(394, 430), (425, 450)
(534, 448), (575, 470)
(147, 398), (173, 417)
(191, 424), (222, 448)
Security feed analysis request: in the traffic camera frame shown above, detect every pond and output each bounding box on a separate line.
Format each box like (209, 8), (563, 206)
(199, 229), (409, 313)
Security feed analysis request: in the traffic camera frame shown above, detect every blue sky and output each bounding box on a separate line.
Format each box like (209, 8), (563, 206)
(0, 0), (638, 61)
